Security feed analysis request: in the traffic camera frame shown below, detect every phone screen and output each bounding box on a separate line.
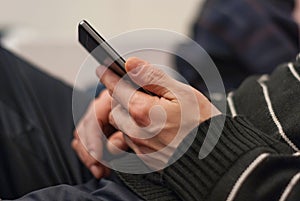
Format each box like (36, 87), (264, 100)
(78, 20), (126, 77)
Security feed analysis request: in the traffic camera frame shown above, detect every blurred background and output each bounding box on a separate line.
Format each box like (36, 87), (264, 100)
(0, 0), (204, 86)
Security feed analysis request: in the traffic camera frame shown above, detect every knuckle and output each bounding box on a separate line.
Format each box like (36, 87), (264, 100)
(130, 106), (150, 126)
(130, 137), (152, 149)
(142, 65), (165, 85)
(129, 94), (155, 126)
(129, 136), (144, 146)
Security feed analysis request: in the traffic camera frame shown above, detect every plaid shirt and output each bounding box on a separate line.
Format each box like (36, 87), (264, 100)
(176, 0), (299, 91)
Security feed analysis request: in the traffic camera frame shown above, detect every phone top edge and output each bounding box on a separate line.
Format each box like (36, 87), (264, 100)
(78, 20), (126, 76)
(78, 20), (106, 45)
(78, 20), (126, 64)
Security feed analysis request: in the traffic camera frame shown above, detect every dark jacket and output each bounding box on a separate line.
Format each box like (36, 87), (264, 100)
(175, 0), (299, 91)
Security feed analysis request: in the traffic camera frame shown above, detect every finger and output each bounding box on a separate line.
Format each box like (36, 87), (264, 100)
(75, 118), (103, 162)
(125, 57), (178, 100)
(96, 65), (121, 95)
(72, 138), (107, 179)
(89, 164), (105, 179)
(97, 65), (148, 113)
(85, 115), (105, 158)
(73, 130), (79, 139)
(122, 133), (142, 155)
(109, 104), (142, 138)
(106, 131), (128, 154)
(96, 65), (136, 103)
(109, 104), (164, 150)
(94, 90), (117, 135)
(96, 60), (163, 129)
(72, 138), (100, 168)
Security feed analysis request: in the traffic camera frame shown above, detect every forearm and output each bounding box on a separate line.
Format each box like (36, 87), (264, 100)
(163, 115), (297, 201)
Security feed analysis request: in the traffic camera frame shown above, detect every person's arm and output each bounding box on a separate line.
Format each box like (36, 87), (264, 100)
(162, 58), (300, 201)
(162, 114), (300, 201)
(97, 57), (300, 201)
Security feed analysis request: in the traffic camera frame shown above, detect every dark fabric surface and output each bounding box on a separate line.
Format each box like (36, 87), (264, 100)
(0, 47), (142, 201)
(14, 172), (143, 201)
(175, 0), (299, 91)
(0, 46), (91, 199)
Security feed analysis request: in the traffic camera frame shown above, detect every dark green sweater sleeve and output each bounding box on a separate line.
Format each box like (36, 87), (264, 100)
(162, 115), (296, 201)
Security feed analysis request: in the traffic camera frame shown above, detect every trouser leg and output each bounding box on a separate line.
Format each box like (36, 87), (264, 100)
(0, 47), (93, 199)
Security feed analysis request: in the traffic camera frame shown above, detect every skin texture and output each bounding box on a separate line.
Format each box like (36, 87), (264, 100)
(72, 57), (221, 177)
(72, 91), (128, 178)
(293, 0), (300, 24)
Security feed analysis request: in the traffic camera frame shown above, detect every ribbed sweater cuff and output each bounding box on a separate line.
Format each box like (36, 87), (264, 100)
(162, 115), (278, 201)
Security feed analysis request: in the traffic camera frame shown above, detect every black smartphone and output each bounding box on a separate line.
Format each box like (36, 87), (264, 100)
(78, 20), (127, 77)
(78, 20), (154, 95)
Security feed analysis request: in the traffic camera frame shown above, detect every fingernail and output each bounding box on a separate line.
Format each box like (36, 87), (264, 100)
(130, 65), (143, 75)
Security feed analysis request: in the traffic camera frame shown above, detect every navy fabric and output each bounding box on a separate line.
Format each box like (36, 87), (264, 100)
(175, 0), (299, 91)
(13, 173), (143, 201)
(92, 173), (143, 201)
(0, 46), (142, 200)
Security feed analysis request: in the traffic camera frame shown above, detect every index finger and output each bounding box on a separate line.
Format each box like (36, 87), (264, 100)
(96, 65), (122, 95)
(96, 65), (152, 111)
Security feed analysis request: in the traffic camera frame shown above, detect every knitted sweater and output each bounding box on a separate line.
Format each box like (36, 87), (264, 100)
(117, 56), (300, 201)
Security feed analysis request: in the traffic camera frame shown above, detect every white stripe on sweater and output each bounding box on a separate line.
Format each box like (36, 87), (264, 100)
(258, 76), (300, 152)
(226, 153), (270, 201)
(293, 152), (300, 156)
(279, 172), (300, 201)
(227, 92), (237, 117)
(288, 62), (300, 82)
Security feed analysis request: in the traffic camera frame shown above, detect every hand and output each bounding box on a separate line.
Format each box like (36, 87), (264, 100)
(72, 90), (128, 179)
(97, 57), (221, 170)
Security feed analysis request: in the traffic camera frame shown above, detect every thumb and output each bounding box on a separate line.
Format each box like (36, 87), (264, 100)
(125, 57), (177, 99)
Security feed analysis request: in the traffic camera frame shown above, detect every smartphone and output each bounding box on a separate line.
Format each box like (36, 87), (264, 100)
(78, 20), (154, 95)
(78, 20), (127, 77)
